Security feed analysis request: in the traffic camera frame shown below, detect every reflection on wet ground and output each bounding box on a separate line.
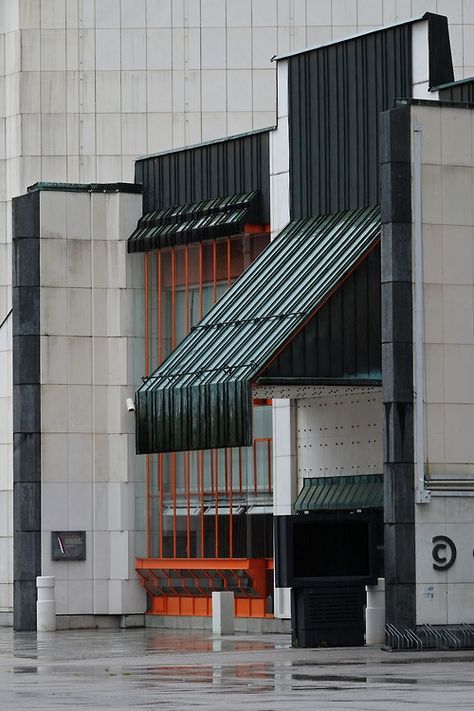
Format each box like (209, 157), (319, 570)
(1, 628), (474, 709)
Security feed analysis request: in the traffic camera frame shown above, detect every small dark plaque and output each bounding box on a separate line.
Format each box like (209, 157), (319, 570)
(51, 531), (86, 561)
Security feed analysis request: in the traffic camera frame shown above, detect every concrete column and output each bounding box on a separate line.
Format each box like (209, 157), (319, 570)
(273, 399), (297, 619)
(366, 578), (385, 646)
(212, 591), (234, 635)
(380, 106), (416, 633)
(36, 576), (56, 631)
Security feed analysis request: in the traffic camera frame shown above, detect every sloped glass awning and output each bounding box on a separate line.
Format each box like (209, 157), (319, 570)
(294, 474), (383, 512)
(128, 191), (260, 252)
(135, 206), (381, 454)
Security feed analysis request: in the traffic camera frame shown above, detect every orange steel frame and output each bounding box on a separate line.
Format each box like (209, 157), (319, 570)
(141, 228), (273, 617)
(137, 558), (274, 618)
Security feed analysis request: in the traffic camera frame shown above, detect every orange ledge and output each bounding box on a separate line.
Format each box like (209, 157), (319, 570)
(136, 558), (274, 618)
(148, 595), (271, 618)
(136, 557), (271, 570)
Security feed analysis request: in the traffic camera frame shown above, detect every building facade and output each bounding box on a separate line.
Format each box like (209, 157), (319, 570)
(5, 2), (474, 643)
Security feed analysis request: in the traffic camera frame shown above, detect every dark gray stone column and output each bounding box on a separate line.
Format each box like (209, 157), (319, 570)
(380, 105), (416, 634)
(12, 191), (41, 631)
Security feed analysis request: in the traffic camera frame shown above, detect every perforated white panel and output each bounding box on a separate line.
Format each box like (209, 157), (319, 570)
(254, 385), (380, 400)
(296, 389), (383, 490)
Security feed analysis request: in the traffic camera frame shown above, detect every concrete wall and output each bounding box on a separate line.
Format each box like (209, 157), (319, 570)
(37, 186), (145, 618)
(412, 103), (474, 625)
(2, 0), (474, 620)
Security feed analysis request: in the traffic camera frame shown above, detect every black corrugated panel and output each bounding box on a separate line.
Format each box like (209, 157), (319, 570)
(288, 25), (413, 220)
(427, 13), (454, 89)
(262, 244), (380, 380)
(294, 474), (384, 512)
(438, 78), (474, 103)
(287, 15), (455, 221)
(135, 131), (270, 222)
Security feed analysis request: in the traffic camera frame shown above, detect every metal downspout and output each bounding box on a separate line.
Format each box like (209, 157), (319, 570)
(413, 123), (431, 504)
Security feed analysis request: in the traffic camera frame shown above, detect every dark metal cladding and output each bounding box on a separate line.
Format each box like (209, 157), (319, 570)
(294, 474), (384, 512)
(135, 206), (381, 455)
(134, 131), (270, 221)
(288, 24), (413, 220)
(128, 191), (259, 252)
(262, 244), (381, 381)
(425, 13), (454, 88)
(380, 104), (416, 634)
(12, 191), (42, 632)
(438, 77), (474, 103)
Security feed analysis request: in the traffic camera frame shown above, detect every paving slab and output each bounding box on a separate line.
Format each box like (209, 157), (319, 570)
(0, 628), (474, 709)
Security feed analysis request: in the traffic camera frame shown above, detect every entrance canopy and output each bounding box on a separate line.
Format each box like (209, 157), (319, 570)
(294, 474), (383, 512)
(135, 206), (381, 454)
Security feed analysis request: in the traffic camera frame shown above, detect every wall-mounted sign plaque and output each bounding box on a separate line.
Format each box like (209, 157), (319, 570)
(432, 535), (456, 571)
(51, 531), (86, 561)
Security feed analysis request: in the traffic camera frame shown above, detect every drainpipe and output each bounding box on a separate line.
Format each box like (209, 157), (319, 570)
(413, 124), (431, 504)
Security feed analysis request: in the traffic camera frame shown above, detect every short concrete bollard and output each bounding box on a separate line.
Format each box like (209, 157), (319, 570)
(365, 577), (385, 645)
(212, 591), (234, 635)
(36, 576), (56, 632)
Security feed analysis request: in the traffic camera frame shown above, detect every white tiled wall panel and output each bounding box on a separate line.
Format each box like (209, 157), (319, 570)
(415, 496), (474, 624)
(295, 390), (383, 492)
(413, 103), (474, 625)
(413, 106), (474, 475)
(38, 190), (145, 616)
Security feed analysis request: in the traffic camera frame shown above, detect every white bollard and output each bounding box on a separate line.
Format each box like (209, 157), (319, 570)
(212, 591), (234, 635)
(365, 577), (385, 645)
(36, 576), (56, 632)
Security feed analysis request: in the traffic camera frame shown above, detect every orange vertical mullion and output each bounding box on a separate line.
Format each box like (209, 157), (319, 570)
(213, 240), (217, 303)
(228, 448), (233, 558)
(199, 242), (203, 318)
(171, 248), (176, 349)
(159, 453), (163, 557)
(224, 444), (228, 497)
(144, 253), (150, 556)
(144, 252), (149, 376)
(238, 447), (243, 495)
(172, 452), (177, 558)
(157, 252), (162, 365)
(185, 452), (190, 558)
(253, 441), (258, 495)
(200, 451), (205, 556)
(214, 449), (219, 558)
(185, 245), (189, 334)
(267, 440), (272, 494)
(185, 236), (192, 547)
(227, 237), (231, 287)
(156, 252), (163, 559)
(145, 454), (150, 557)
(210, 447), (215, 496)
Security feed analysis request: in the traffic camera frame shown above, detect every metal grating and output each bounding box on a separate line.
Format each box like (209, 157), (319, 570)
(307, 588), (361, 625)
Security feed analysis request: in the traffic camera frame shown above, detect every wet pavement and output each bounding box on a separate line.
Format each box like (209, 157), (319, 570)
(0, 628), (474, 709)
